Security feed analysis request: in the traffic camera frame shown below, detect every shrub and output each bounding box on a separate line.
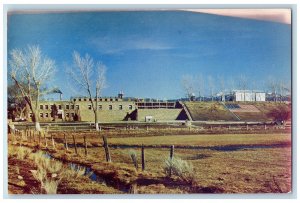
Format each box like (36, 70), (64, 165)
(8, 145), (17, 158)
(163, 157), (195, 184)
(129, 150), (138, 170)
(43, 179), (60, 194)
(31, 168), (47, 189)
(16, 147), (32, 160)
(267, 106), (291, 123)
(64, 165), (86, 179)
(29, 150), (64, 194)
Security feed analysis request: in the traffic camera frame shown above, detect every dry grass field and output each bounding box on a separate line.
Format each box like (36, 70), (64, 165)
(7, 128), (291, 194)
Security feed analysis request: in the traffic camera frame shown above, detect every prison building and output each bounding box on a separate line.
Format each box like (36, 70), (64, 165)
(26, 93), (188, 123)
(232, 90), (266, 102)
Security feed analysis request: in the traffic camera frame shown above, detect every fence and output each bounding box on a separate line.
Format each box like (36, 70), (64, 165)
(8, 123), (289, 176)
(9, 129), (184, 175)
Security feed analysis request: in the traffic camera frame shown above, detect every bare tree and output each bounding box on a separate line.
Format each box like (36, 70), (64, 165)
(277, 80), (291, 102)
(237, 74), (249, 102)
(194, 74), (205, 101)
(218, 75), (226, 102)
(181, 75), (194, 100)
(207, 76), (214, 101)
(68, 51), (107, 131)
(8, 45), (56, 131)
(237, 74), (248, 90)
(267, 76), (279, 102)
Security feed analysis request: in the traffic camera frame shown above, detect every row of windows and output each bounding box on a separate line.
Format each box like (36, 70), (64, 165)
(30, 113), (76, 118)
(29, 113), (50, 118)
(88, 104), (133, 110)
(40, 104), (80, 110)
(40, 104), (134, 110)
(74, 98), (120, 102)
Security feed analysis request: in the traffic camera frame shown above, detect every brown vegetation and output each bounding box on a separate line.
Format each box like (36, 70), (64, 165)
(8, 128), (291, 194)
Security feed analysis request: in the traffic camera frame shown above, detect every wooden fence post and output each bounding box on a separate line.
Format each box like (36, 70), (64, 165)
(44, 131), (48, 148)
(102, 136), (111, 162)
(246, 124), (249, 131)
(170, 145), (174, 160)
(19, 130), (22, 147)
(72, 133), (78, 155)
(141, 145), (145, 171)
(64, 133), (68, 151)
(51, 133), (55, 149)
(27, 130), (29, 142)
(84, 135), (88, 156)
(33, 130), (35, 143)
(169, 145), (175, 176)
(38, 131), (41, 147)
(27, 130), (30, 142)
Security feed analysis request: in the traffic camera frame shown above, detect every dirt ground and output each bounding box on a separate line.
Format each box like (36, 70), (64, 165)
(7, 131), (292, 194)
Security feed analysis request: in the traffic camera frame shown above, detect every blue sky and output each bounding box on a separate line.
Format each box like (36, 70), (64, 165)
(7, 11), (291, 100)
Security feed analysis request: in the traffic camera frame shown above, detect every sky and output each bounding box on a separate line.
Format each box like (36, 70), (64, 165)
(7, 10), (291, 100)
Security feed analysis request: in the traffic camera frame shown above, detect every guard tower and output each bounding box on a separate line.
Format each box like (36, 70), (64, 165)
(190, 93), (196, 101)
(118, 91), (124, 99)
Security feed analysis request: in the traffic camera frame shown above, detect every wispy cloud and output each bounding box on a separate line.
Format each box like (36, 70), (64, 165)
(89, 36), (173, 54)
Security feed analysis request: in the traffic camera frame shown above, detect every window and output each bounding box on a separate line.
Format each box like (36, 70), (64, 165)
(45, 105), (48, 110)
(71, 113), (74, 117)
(66, 113), (69, 117)
(73, 98), (76, 102)
(40, 113), (43, 118)
(79, 98), (82, 101)
(119, 105), (123, 110)
(109, 105), (112, 110)
(88, 104), (92, 110)
(66, 105), (69, 109)
(105, 98), (108, 101)
(89, 98), (92, 101)
(76, 105), (79, 109)
(100, 98), (103, 101)
(45, 113), (49, 118)
(94, 98), (97, 101)
(110, 98), (113, 101)
(98, 105), (102, 110)
(40, 105), (43, 110)
(29, 113), (33, 118)
(84, 98), (87, 101)
(71, 105), (74, 109)
(58, 105), (62, 110)
(129, 105), (133, 110)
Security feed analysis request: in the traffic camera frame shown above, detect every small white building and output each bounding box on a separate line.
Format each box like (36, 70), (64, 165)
(233, 90), (265, 102)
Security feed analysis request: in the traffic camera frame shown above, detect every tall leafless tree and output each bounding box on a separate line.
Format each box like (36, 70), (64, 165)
(237, 74), (248, 90)
(9, 45), (56, 131)
(207, 76), (214, 102)
(218, 75), (226, 102)
(181, 74), (194, 101)
(237, 74), (248, 101)
(267, 76), (279, 102)
(68, 51), (107, 131)
(194, 74), (205, 101)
